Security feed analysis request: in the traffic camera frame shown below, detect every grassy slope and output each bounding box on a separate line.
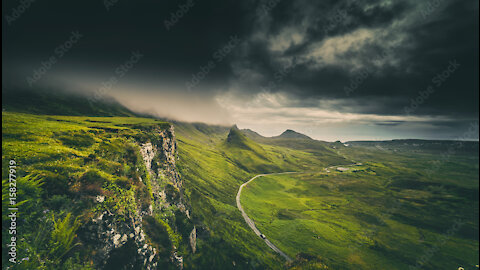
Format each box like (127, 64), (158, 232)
(242, 131), (348, 167)
(174, 123), (350, 269)
(5, 96), (476, 270)
(2, 108), (348, 269)
(241, 145), (479, 269)
(2, 112), (189, 269)
(2, 88), (135, 117)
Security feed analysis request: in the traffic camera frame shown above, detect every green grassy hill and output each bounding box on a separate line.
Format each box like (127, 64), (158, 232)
(222, 127), (275, 172)
(1, 106), (350, 269)
(2, 88), (135, 117)
(274, 129), (313, 140)
(241, 129), (349, 166)
(3, 91), (478, 269)
(240, 128), (266, 141)
(2, 112), (192, 269)
(173, 121), (350, 269)
(225, 126), (263, 151)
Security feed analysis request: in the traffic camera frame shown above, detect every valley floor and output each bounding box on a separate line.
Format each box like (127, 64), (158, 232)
(240, 153), (479, 270)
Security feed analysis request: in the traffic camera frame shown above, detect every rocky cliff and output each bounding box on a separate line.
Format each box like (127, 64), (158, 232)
(81, 125), (194, 269)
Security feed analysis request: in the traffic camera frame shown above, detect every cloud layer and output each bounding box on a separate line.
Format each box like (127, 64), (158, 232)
(3, 0), (478, 140)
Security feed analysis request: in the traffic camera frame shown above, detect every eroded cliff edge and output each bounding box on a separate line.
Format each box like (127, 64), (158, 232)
(81, 125), (195, 269)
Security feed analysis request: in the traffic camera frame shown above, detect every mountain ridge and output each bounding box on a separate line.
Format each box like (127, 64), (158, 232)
(274, 129), (312, 140)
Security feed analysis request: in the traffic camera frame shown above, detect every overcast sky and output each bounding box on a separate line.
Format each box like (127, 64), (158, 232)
(3, 0), (479, 141)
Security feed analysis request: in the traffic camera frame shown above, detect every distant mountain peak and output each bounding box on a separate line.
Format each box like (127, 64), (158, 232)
(277, 129), (312, 140)
(226, 126), (246, 144)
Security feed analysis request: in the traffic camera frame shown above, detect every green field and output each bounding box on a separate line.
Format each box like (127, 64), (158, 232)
(241, 147), (479, 269)
(2, 106), (478, 269)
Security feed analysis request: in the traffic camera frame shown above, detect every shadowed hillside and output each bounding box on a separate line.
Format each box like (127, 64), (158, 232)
(225, 126), (267, 154)
(2, 87), (135, 117)
(222, 126), (275, 172)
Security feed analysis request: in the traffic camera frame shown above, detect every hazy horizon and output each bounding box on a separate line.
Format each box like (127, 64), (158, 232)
(3, 0), (478, 141)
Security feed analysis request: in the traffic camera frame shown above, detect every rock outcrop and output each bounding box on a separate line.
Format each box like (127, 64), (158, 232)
(189, 226), (197, 254)
(85, 210), (158, 269)
(81, 124), (192, 269)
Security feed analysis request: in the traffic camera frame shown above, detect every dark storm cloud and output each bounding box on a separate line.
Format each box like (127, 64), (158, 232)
(375, 121), (405, 126)
(3, 0), (251, 89)
(2, 0), (478, 139)
(230, 0), (477, 117)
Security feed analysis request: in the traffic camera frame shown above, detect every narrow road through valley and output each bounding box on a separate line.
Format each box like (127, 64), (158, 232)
(236, 164), (358, 262)
(236, 172), (298, 262)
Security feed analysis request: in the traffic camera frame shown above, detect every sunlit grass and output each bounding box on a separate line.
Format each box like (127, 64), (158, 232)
(241, 156), (479, 269)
